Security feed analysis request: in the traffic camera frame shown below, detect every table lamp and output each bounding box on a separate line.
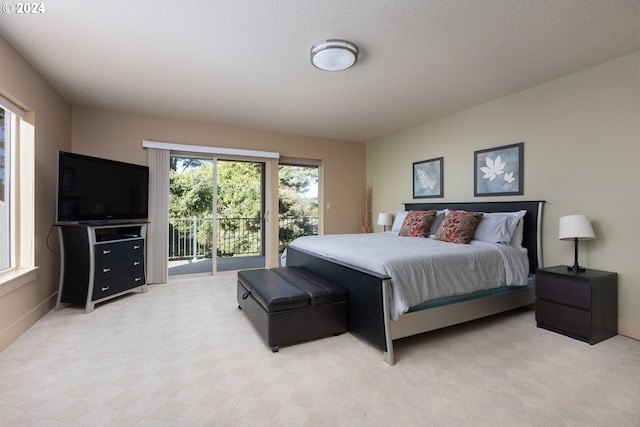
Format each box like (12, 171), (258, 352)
(558, 214), (595, 273)
(377, 212), (393, 232)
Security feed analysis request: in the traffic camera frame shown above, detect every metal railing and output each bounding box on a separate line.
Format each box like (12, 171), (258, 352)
(168, 216), (318, 260)
(277, 216), (318, 253)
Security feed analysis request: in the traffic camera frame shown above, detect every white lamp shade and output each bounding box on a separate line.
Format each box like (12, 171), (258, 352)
(377, 212), (393, 227)
(558, 215), (595, 241)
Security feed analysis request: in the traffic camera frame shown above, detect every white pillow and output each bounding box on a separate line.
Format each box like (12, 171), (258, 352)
(501, 210), (527, 246)
(473, 211), (523, 244)
(509, 219), (526, 246)
(391, 210), (408, 233)
(476, 210), (527, 245)
(429, 209), (448, 236)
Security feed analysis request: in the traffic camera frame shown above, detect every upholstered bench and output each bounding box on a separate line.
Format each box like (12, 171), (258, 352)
(237, 267), (348, 352)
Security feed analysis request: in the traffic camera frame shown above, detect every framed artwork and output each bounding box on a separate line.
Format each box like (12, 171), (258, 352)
(474, 142), (523, 196)
(413, 157), (443, 198)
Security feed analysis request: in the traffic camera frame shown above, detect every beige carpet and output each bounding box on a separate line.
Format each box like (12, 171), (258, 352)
(0, 272), (638, 426)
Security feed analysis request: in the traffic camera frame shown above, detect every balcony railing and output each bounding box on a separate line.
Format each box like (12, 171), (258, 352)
(169, 216), (318, 260)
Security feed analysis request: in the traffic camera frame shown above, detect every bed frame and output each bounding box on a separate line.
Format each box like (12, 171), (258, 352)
(286, 200), (544, 365)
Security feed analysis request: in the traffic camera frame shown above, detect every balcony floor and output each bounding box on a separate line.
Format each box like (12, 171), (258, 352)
(168, 255), (266, 276)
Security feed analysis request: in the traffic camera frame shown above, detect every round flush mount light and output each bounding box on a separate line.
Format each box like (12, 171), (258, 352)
(310, 39), (359, 71)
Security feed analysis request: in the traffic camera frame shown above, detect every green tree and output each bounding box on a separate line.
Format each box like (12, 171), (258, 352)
(169, 160), (213, 219)
(217, 160), (262, 218)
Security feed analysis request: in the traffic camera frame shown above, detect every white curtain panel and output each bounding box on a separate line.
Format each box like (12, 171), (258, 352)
(146, 147), (169, 284)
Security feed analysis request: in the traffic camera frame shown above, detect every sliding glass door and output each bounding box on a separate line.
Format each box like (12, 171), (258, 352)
(278, 163), (319, 255)
(168, 155), (265, 276)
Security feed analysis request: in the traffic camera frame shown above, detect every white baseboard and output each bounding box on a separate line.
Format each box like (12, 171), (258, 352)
(0, 294), (55, 352)
(619, 318), (640, 341)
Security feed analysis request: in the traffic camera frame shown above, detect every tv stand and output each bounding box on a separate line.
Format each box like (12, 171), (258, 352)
(56, 223), (148, 313)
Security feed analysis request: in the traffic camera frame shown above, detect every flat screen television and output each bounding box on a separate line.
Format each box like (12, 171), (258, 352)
(56, 151), (149, 224)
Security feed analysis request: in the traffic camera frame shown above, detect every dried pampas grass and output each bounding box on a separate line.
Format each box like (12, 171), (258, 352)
(358, 184), (373, 233)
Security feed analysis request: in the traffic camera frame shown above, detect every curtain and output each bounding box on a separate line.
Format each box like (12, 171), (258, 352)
(146, 148), (169, 284)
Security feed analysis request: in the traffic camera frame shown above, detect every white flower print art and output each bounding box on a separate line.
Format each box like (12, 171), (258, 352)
(413, 157), (443, 198)
(480, 155), (506, 181)
(474, 143), (523, 196)
(503, 171), (515, 183)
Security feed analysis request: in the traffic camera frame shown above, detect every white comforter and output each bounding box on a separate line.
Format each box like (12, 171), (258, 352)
(286, 233), (529, 321)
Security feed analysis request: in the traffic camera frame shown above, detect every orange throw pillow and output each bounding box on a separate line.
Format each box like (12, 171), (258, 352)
(399, 210), (437, 237)
(434, 211), (483, 244)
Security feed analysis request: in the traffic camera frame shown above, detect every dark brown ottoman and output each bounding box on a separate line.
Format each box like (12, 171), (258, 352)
(237, 267), (348, 352)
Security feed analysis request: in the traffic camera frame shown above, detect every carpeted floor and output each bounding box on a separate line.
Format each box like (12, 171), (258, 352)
(0, 272), (638, 426)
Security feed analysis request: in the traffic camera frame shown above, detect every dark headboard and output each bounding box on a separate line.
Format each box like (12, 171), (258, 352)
(403, 201), (544, 273)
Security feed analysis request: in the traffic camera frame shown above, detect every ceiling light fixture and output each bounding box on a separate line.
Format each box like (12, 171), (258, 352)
(310, 39), (359, 71)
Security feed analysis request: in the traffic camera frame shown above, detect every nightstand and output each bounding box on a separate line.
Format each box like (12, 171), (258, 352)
(535, 266), (617, 344)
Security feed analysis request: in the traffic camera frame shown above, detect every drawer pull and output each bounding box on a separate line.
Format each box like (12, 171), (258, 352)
(102, 249), (111, 255)
(103, 267), (111, 273)
(133, 261), (141, 266)
(133, 245), (141, 250)
(134, 277), (142, 282)
(101, 286), (109, 291)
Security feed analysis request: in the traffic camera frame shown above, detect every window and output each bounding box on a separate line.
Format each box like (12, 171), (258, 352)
(0, 96), (35, 284)
(0, 106), (12, 271)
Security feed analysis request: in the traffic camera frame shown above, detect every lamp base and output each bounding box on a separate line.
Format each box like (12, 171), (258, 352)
(567, 238), (587, 273)
(567, 264), (586, 273)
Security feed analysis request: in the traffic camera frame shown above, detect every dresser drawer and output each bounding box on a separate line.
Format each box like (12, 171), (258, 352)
(92, 271), (146, 301)
(95, 239), (145, 261)
(94, 255), (144, 281)
(536, 299), (591, 339)
(536, 272), (590, 309)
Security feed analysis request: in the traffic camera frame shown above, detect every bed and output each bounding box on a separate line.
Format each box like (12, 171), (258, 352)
(284, 200), (544, 365)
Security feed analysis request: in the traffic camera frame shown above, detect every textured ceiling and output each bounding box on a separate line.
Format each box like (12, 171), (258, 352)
(1, 1), (639, 142)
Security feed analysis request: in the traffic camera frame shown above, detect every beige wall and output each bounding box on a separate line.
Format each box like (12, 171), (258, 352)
(367, 51), (640, 339)
(0, 37), (72, 351)
(71, 108), (366, 238)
